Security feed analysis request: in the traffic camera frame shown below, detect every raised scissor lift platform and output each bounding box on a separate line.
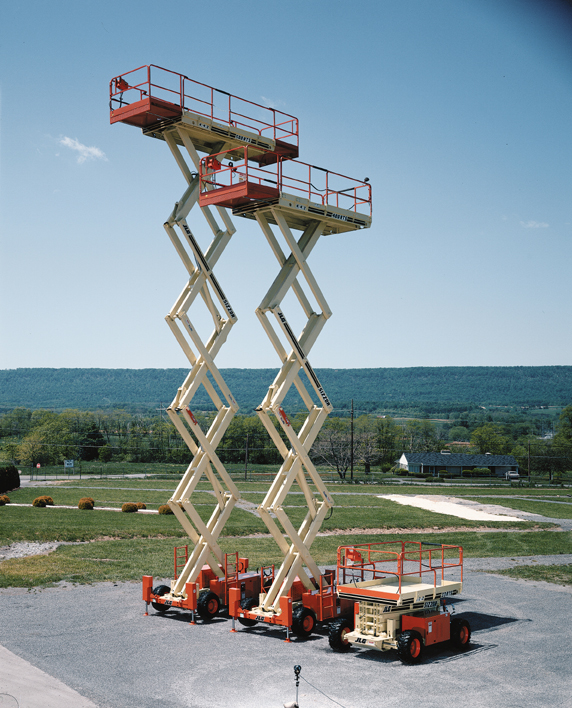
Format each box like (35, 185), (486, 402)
(199, 145), (371, 234)
(110, 65), (299, 164)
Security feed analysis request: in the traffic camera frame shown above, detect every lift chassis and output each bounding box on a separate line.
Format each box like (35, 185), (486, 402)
(328, 541), (471, 663)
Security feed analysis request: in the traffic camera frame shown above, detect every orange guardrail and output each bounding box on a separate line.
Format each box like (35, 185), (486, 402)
(337, 540), (463, 589)
(110, 64), (299, 147)
(199, 145), (372, 215)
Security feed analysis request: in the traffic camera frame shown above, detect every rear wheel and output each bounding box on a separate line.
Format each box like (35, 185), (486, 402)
(197, 590), (220, 621)
(397, 630), (424, 664)
(292, 606), (317, 638)
(151, 584), (170, 612)
(450, 618), (471, 650)
(328, 618), (353, 652)
(238, 597), (258, 627)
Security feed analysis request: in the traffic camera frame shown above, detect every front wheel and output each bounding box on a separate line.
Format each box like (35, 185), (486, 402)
(397, 630), (424, 664)
(197, 590), (220, 621)
(292, 606), (317, 638)
(151, 584), (170, 612)
(450, 617), (471, 650)
(238, 597), (258, 627)
(328, 618), (353, 652)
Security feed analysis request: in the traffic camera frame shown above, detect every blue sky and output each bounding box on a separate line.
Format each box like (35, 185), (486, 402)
(1, 0), (571, 370)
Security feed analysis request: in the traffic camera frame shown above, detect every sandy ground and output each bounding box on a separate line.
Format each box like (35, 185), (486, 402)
(378, 494), (527, 521)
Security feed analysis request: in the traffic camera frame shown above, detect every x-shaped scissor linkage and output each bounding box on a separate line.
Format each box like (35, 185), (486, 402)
(158, 126), (243, 594)
(253, 206), (336, 613)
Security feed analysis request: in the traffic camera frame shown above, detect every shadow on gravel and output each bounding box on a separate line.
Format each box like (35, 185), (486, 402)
(348, 640), (498, 666)
(146, 610), (227, 626)
(233, 625), (293, 641)
(459, 610), (526, 633)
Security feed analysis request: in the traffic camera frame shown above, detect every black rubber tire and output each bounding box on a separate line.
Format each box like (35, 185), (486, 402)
(397, 630), (424, 664)
(197, 590), (220, 621)
(328, 618), (353, 652)
(450, 617), (471, 650)
(151, 584), (170, 612)
(292, 606), (317, 638)
(238, 597), (258, 627)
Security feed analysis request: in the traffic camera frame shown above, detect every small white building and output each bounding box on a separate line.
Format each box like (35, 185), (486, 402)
(398, 452), (518, 477)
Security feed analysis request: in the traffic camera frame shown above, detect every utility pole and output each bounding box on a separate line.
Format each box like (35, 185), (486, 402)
(244, 433), (249, 481)
(350, 399), (354, 483)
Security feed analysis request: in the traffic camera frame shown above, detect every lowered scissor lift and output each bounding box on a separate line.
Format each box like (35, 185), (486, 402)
(328, 541), (471, 663)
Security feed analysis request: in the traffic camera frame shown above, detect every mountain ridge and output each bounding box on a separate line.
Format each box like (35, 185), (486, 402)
(1, 366), (570, 411)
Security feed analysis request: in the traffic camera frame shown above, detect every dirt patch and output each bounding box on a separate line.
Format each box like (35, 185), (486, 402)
(225, 525), (549, 539)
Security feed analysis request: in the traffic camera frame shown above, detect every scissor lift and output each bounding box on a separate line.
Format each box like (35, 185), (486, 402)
(200, 147), (373, 638)
(110, 66), (372, 631)
(110, 65), (300, 620)
(328, 541), (471, 663)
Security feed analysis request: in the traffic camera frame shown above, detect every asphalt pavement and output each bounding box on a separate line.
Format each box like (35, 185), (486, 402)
(1, 559), (572, 708)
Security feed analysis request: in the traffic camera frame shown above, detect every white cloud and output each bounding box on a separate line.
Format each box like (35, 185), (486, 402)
(520, 220), (549, 229)
(260, 95), (284, 110)
(59, 136), (107, 164)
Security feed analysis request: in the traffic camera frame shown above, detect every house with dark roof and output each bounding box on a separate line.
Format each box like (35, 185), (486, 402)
(397, 452), (518, 477)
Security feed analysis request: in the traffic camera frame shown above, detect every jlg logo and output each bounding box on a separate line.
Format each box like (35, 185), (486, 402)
(355, 637), (367, 644)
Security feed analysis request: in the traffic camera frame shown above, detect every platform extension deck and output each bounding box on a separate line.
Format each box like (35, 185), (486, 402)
(337, 575), (463, 606)
(232, 193), (372, 234)
(143, 111), (297, 164)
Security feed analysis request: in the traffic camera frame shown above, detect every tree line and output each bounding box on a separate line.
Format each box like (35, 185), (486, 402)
(1, 366), (572, 412)
(1, 405), (571, 480)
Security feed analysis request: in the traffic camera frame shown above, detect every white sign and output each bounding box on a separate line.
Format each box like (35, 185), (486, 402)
(64, 460), (74, 469)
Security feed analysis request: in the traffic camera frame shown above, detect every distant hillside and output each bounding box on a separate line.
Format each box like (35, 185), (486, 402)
(0, 366), (570, 412)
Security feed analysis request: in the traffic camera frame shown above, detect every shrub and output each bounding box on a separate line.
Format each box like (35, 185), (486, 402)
(0, 494), (10, 505)
(78, 497), (94, 510)
(158, 504), (174, 515)
(121, 502), (138, 513)
(32, 495), (54, 506)
(136, 502), (147, 510)
(0, 465), (20, 494)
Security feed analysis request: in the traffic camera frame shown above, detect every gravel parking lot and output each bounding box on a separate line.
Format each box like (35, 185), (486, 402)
(1, 560), (571, 708)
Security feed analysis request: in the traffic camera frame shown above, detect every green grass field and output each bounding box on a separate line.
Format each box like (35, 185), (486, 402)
(495, 564), (572, 586)
(464, 496), (572, 519)
(1, 477), (570, 588)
